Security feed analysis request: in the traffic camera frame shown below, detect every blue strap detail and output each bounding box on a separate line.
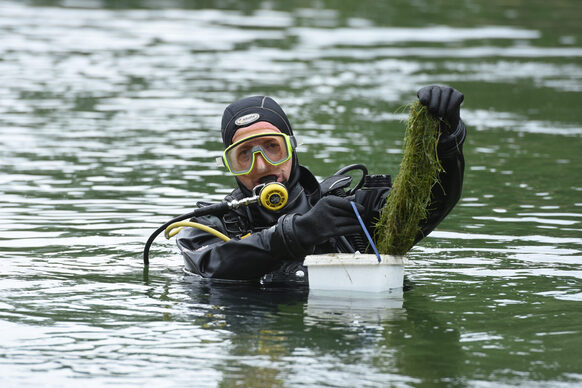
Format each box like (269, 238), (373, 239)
(350, 201), (381, 263)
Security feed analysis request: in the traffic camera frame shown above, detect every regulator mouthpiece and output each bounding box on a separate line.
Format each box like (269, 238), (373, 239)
(252, 182), (288, 211)
(259, 174), (278, 184)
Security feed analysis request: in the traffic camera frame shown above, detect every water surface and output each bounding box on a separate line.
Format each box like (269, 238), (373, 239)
(1, 1), (581, 387)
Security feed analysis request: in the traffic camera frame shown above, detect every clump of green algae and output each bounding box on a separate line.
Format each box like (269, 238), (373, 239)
(374, 101), (444, 256)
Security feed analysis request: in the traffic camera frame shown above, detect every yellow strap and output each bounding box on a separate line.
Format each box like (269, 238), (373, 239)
(164, 221), (231, 242)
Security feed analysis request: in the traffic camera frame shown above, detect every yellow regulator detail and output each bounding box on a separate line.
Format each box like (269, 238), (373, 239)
(259, 182), (288, 211)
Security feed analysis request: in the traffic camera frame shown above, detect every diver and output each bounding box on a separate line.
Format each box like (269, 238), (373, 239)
(174, 85), (466, 283)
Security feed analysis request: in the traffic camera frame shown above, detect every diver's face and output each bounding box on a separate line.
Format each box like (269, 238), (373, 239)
(231, 123), (293, 191)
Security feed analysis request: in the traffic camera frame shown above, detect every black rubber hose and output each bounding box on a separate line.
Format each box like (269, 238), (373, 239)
(333, 164), (369, 194)
(143, 201), (230, 266)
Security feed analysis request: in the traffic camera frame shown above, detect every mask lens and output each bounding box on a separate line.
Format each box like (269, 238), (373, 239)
(225, 134), (290, 175)
(258, 136), (286, 162)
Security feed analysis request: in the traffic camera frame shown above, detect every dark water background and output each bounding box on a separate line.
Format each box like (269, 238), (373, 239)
(1, 0), (581, 387)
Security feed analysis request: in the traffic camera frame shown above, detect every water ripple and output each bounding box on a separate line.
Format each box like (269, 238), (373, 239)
(1, 1), (581, 387)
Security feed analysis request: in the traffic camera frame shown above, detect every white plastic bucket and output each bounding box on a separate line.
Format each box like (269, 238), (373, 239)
(303, 253), (406, 293)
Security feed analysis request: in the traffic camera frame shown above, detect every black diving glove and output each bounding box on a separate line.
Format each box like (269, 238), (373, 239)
(417, 85), (464, 132)
(278, 196), (365, 257)
(296, 196), (365, 247)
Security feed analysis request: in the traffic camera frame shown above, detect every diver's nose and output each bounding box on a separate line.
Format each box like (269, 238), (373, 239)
(254, 153), (269, 172)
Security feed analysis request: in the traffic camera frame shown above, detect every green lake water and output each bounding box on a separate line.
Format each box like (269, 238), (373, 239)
(1, 0), (581, 387)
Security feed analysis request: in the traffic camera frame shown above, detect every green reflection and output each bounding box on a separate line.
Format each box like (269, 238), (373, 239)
(1, 0), (581, 386)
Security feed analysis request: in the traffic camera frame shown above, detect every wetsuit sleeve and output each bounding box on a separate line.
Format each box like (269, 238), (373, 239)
(175, 214), (297, 280)
(414, 119), (466, 243)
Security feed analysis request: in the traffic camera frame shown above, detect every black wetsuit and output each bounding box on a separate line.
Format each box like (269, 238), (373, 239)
(176, 121), (466, 284)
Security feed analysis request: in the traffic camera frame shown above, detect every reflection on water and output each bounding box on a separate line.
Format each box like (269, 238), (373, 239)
(306, 290), (404, 323)
(1, 0), (581, 386)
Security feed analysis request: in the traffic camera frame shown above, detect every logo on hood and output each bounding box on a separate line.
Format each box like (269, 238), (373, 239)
(235, 113), (260, 127)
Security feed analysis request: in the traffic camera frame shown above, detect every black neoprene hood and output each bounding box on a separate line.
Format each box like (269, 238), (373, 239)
(220, 95), (301, 195)
(221, 96), (294, 147)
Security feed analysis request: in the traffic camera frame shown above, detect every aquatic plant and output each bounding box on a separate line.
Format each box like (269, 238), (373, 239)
(374, 101), (444, 255)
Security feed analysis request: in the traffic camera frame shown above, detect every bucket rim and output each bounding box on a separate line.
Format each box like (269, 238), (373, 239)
(304, 253), (406, 266)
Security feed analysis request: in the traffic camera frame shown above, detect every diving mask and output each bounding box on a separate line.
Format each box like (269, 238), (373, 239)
(216, 133), (300, 176)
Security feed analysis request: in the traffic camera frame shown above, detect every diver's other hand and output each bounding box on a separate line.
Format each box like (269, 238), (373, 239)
(417, 85), (464, 132)
(294, 196), (364, 248)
